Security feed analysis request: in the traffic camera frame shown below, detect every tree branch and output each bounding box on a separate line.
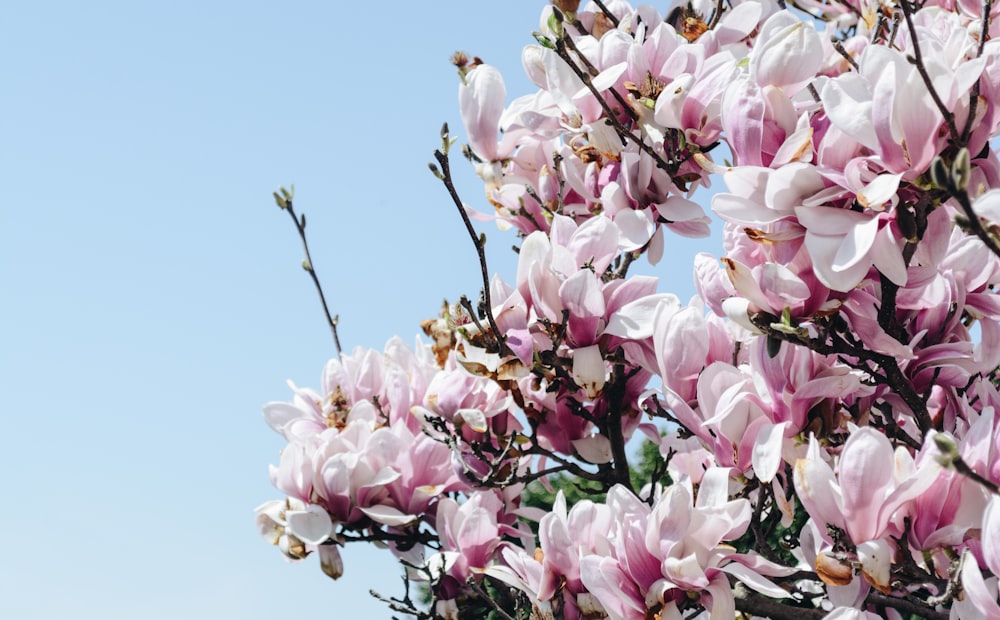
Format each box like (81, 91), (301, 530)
(432, 126), (512, 357)
(273, 187), (342, 356)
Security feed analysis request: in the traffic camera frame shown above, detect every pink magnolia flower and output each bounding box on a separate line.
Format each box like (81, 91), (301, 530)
(459, 63), (510, 164)
(794, 428), (940, 591)
(579, 472), (793, 619)
(487, 491), (613, 620)
(429, 490), (509, 616)
(309, 415), (463, 528)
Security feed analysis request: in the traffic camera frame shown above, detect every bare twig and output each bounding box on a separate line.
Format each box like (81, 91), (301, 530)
(960, 0), (993, 144)
(466, 577), (518, 620)
(552, 35), (678, 175)
(833, 40), (860, 71)
(707, 0), (726, 30)
(432, 125), (512, 357)
(591, 0), (620, 27)
(557, 29), (637, 123)
(953, 186), (1000, 260)
(273, 187), (342, 356)
(866, 591), (949, 620)
(732, 583), (826, 619)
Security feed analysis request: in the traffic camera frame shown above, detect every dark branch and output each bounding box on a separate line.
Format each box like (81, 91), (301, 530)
(275, 190), (342, 356)
(433, 127), (513, 357)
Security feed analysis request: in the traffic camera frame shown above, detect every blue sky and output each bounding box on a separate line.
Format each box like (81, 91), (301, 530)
(2, 2), (716, 618)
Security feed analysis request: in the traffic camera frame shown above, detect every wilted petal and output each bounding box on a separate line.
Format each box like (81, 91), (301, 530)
(255, 500), (286, 545)
(319, 545), (344, 580)
(572, 344), (607, 399)
(856, 539), (892, 594)
(573, 434), (614, 464)
(457, 408), (488, 433)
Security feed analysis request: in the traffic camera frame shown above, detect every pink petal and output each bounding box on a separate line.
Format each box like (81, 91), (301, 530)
(750, 12), (821, 93)
(839, 428), (894, 542)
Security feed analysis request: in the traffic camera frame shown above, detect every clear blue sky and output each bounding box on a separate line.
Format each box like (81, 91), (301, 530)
(2, 2), (715, 618)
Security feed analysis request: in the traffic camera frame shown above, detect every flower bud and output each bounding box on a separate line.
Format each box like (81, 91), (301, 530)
(951, 147), (971, 192)
(930, 156), (949, 190)
(816, 550), (854, 586)
(319, 545), (344, 580)
(933, 432), (960, 468)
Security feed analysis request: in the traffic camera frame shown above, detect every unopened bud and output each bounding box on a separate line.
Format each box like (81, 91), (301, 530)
(930, 156), (950, 190)
(933, 432), (960, 467)
(951, 147), (971, 192)
(319, 545), (344, 580)
(533, 32), (556, 49)
(547, 9), (565, 36)
(440, 122), (450, 153)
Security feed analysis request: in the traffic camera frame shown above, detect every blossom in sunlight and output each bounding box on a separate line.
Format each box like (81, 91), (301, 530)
(257, 0), (1000, 617)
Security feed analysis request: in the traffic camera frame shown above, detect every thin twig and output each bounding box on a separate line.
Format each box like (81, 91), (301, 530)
(707, 0), (726, 30)
(952, 454), (1000, 494)
(832, 0), (864, 18)
(553, 36), (676, 175)
(433, 128), (512, 357)
(954, 186), (1000, 259)
(466, 577), (518, 620)
(369, 589), (432, 619)
(960, 0), (994, 144)
(749, 312), (935, 434)
(558, 30), (637, 123)
(833, 40), (860, 71)
(591, 0), (620, 27)
(276, 192), (343, 356)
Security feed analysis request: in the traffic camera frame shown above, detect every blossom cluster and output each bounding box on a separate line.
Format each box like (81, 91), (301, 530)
(258, 0), (1000, 618)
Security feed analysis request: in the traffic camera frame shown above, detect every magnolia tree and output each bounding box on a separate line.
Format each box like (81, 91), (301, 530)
(256, 0), (1000, 618)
